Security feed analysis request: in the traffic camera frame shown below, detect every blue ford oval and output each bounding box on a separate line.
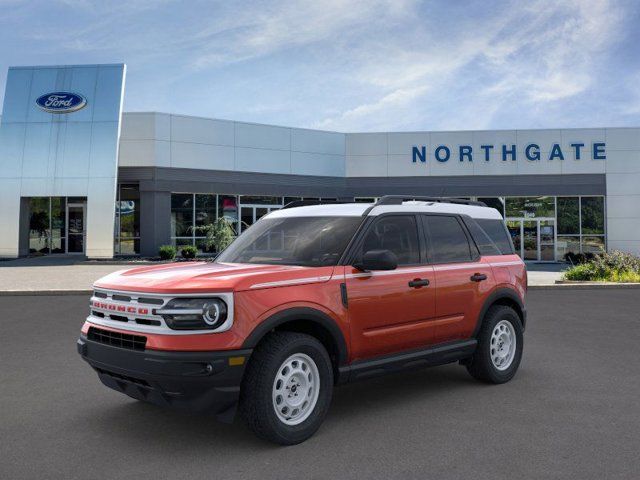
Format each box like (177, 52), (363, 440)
(35, 92), (87, 113)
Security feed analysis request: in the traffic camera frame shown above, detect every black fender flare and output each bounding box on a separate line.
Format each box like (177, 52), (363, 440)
(472, 287), (526, 337)
(242, 307), (349, 367)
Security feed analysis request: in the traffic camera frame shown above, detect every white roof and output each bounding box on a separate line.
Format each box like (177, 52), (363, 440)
(267, 201), (503, 220)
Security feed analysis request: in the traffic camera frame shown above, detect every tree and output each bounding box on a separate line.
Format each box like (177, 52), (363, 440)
(191, 217), (237, 254)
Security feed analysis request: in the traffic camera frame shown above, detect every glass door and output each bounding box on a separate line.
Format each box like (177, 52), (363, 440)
(66, 203), (86, 254)
(523, 220), (538, 260)
(539, 220), (556, 261)
(506, 220), (523, 258)
(506, 218), (556, 261)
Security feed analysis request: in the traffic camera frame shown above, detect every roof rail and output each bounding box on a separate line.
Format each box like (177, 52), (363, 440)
(374, 195), (486, 207)
(282, 200), (352, 209)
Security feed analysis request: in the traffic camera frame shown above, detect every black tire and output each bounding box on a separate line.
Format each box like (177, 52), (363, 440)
(239, 331), (333, 445)
(466, 305), (523, 384)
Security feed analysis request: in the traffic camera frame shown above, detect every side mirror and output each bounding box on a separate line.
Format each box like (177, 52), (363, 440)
(355, 249), (398, 271)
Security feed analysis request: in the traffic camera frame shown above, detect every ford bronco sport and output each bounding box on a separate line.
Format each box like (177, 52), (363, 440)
(78, 196), (526, 445)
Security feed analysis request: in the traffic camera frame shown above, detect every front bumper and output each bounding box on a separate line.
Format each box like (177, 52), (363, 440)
(77, 335), (252, 422)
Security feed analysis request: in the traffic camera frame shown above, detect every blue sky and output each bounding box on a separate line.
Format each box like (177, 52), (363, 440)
(1, 0), (639, 131)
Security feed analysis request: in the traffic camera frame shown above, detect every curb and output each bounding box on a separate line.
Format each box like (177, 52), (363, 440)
(0, 289), (93, 296)
(529, 283), (640, 290)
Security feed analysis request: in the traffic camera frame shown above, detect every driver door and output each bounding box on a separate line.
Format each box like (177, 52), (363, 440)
(345, 215), (437, 360)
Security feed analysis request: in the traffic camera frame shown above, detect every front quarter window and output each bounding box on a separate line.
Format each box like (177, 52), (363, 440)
(216, 216), (362, 267)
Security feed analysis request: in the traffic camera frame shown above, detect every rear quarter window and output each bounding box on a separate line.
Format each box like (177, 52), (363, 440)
(474, 218), (515, 255)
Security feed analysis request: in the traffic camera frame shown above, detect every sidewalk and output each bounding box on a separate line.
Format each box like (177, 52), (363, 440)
(0, 257), (132, 294)
(0, 256), (568, 293)
(525, 262), (567, 286)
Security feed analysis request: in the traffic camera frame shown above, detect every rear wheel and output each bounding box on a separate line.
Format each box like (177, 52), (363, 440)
(466, 305), (523, 383)
(239, 331), (333, 445)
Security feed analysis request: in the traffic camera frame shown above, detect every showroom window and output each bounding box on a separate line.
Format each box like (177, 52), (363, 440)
(28, 197), (65, 254)
(555, 196), (605, 257)
(171, 193), (217, 252)
(28, 196), (86, 255)
(171, 194), (356, 253)
(114, 184), (140, 255)
(580, 197), (605, 253)
(505, 196), (555, 218)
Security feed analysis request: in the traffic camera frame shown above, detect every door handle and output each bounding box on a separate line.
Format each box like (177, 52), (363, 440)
(408, 278), (430, 288)
(470, 273), (487, 282)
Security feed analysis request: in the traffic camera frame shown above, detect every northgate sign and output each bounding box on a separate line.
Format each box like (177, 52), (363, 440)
(412, 142), (606, 163)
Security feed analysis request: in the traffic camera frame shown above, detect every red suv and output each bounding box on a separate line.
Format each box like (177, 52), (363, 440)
(78, 196), (527, 444)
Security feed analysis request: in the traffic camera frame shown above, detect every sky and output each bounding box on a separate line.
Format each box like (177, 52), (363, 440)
(0, 0), (639, 132)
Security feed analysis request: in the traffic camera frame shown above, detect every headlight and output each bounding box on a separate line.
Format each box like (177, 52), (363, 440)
(157, 298), (228, 330)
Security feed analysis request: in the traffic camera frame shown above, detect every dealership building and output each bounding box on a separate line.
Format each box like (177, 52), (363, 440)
(1, 63), (639, 261)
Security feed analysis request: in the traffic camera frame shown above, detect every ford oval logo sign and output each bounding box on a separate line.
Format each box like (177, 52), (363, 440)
(35, 92), (87, 114)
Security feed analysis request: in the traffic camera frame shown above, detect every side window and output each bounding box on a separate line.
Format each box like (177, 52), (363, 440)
(462, 217), (501, 256)
(361, 215), (420, 265)
(476, 219), (515, 255)
(423, 215), (473, 263)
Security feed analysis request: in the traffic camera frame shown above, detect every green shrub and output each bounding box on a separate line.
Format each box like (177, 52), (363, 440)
(180, 245), (198, 259)
(592, 250), (640, 274)
(563, 250), (640, 282)
(608, 270), (640, 283)
(563, 263), (597, 281)
(158, 245), (176, 260)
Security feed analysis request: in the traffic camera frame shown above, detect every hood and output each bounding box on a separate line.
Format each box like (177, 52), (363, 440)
(93, 261), (336, 294)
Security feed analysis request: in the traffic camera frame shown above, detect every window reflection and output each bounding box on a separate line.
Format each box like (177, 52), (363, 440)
(581, 197), (605, 234)
(557, 197), (579, 235)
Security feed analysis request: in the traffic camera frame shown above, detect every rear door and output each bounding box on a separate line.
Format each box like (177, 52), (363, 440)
(345, 214), (437, 360)
(422, 215), (494, 344)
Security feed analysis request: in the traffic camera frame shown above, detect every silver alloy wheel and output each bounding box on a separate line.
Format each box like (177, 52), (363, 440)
(272, 353), (320, 426)
(490, 320), (517, 371)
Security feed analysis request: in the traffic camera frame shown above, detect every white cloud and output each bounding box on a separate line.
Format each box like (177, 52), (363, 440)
(315, 0), (626, 131)
(0, 0), (633, 130)
(190, 0), (416, 69)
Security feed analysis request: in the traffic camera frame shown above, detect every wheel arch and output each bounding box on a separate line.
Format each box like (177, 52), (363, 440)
(473, 288), (526, 337)
(242, 307), (348, 379)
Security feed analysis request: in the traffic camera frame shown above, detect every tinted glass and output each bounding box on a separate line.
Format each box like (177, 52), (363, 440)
(557, 236), (580, 259)
(581, 197), (605, 234)
(119, 185), (140, 238)
(360, 216), (420, 265)
(506, 196), (555, 218)
(216, 216), (362, 267)
(218, 195), (239, 234)
(476, 219), (515, 255)
(195, 194), (216, 227)
(424, 216), (472, 263)
(557, 197), (579, 234)
(582, 236), (605, 253)
(171, 193), (193, 237)
(463, 218), (500, 256)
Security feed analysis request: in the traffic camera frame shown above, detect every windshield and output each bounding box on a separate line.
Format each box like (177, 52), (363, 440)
(216, 216), (363, 267)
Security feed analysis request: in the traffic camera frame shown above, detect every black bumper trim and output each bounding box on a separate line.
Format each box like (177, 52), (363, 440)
(78, 335), (252, 422)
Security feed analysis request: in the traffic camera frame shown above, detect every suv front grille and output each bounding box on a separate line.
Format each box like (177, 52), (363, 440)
(88, 326), (147, 351)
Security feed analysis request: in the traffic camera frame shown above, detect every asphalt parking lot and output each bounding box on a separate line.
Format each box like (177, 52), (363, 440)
(1, 290), (639, 480)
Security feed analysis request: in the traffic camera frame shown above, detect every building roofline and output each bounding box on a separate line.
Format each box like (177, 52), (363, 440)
(122, 111), (344, 135)
(122, 112), (639, 135)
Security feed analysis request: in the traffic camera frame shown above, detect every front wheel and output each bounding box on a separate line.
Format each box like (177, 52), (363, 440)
(239, 331), (333, 445)
(466, 305), (523, 384)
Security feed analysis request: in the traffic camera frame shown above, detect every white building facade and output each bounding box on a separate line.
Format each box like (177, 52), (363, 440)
(1, 64), (639, 260)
